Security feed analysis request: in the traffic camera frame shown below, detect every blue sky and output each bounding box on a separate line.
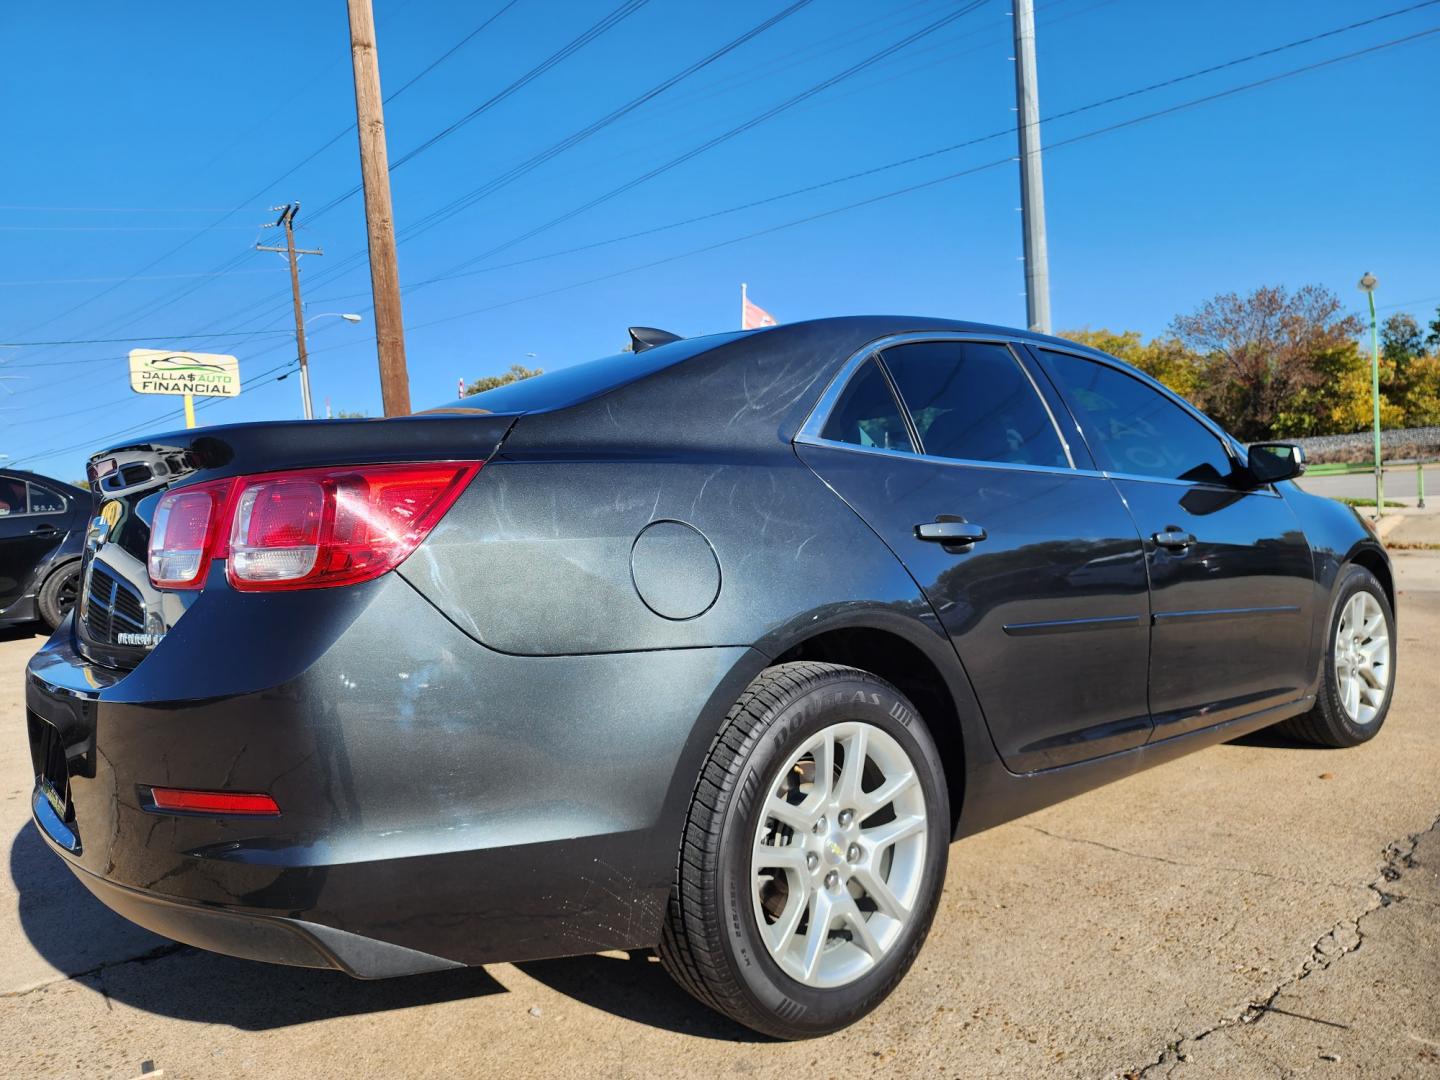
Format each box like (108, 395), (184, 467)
(2, 0), (1437, 480)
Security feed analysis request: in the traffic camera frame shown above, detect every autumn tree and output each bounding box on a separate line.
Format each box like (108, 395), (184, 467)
(1169, 285), (1364, 440)
(464, 363), (544, 396)
(1059, 328), (1203, 400)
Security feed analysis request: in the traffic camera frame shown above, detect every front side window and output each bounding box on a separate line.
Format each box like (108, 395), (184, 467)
(27, 483), (66, 514)
(1041, 350), (1233, 484)
(881, 341), (1067, 467)
(819, 358), (914, 453)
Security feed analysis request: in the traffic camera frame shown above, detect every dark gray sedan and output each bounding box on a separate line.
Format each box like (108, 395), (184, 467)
(25, 317), (1394, 1037)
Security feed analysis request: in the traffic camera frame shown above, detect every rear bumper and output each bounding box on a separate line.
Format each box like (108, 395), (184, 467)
(24, 572), (758, 972)
(34, 805), (460, 977)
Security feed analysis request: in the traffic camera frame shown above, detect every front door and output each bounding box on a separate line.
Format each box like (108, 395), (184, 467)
(1034, 347), (1315, 738)
(796, 338), (1153, 773)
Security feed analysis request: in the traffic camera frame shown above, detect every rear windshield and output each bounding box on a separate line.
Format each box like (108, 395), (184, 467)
(423, 331), (750, 416)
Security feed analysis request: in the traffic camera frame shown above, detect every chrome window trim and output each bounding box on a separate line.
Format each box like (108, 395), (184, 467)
(793, 432), (1280, 496)
(798, 331), (1076, 469)
(797, 332), (1284, 498)
(795, 432), (1099, 479)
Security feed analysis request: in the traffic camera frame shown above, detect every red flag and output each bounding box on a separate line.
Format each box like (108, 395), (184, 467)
(742, 293), (778, 330)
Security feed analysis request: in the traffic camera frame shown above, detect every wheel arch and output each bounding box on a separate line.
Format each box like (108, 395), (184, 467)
(1347, 542), (1395, 617)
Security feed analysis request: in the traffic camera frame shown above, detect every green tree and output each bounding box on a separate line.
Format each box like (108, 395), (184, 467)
(1426, 305), (1440, 351)
(464, 363), (544, 396)
(1381, 312), (1424, 368)
(1169, 284), (1364, 441)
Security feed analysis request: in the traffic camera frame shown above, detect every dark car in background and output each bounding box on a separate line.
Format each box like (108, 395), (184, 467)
(24, 317), (1395, 1038)
(0, 469), (87, 632)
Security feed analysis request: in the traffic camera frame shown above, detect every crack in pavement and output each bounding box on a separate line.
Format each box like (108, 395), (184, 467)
(0, 941), (189, 999)
(1023, 825), (1363, 892)
(1117, 811), (1440, 1079)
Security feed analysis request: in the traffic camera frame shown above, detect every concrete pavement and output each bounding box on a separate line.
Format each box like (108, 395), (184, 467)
(2, 555), (1437, 1079)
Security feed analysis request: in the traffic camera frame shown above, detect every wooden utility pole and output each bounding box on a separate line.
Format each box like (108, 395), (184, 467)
(257, 203), (323, 419)
(347, 0), (411, 416)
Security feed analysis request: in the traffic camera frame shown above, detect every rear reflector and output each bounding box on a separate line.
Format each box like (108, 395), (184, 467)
(149, 787), (280, 816)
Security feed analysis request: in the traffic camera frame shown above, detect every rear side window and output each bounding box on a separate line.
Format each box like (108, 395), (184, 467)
(27, 483), (66, 514)
(881, 341), (1067, 467)
(1041, 350), (1234, 484)
(0, 477), (24, 516)
(819, 358), (914, 453)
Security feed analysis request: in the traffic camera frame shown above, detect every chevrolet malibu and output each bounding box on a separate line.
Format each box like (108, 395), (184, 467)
(25, 317), (1395, 1038)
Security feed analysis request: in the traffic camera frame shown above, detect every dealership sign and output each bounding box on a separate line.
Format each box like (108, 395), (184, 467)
(128, 349), (241, 397)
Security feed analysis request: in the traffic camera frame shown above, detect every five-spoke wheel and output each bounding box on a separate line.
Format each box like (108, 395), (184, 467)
(752, 721), (927, 988)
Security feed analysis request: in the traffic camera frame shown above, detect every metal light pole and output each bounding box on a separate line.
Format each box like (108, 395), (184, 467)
(1358, 272), (1383, 516)
(1012, 0), (1052, 334)
(299, 312), (364, 417)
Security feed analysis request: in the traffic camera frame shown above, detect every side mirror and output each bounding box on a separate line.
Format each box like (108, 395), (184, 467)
(1247, 442), (1306, 484)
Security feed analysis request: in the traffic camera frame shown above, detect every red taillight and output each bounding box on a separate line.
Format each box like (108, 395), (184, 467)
(148, 478), (235, 589)
(146, 462), (479, 592)
(149, 787), (280, 816)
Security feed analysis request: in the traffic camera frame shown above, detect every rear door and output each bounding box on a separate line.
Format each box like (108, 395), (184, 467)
(795, 335), (1153, 773)
(0, 475), (67, 612)
(1033, 346), (1315, 739)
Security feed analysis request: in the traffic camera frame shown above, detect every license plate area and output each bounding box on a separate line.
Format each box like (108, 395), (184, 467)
(27, 710), (72, 823)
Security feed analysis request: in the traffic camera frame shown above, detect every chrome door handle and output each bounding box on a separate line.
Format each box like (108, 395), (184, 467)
(916, 520), (988, 553)
(29, 524), (58, 536)
(1152, 528), (1195, 550)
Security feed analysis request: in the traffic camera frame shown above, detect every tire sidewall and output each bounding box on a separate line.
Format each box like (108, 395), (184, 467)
(715, 672), (949, 1036)
(37, 561), (80, 632)
(1317, 565), (1396, 742)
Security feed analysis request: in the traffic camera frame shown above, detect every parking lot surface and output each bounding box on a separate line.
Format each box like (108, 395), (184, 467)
(3, 553), (1437, 1079)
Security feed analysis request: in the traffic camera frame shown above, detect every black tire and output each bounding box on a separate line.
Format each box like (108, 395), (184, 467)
(1277, 564), (1396, 748)
(36, 561), (80, 632)
(658, 661), (950, 1039)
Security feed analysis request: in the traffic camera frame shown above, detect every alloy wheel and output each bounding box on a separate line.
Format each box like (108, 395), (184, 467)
(751, 721), (928, 989)
(57, 571), (79, 617)
(1334, 590), (1390, 725)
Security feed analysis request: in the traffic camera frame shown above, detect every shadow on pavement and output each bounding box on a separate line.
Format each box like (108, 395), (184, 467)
(1226, 727), (1336, 750)
(519, 950), (770, 1043)
(12, 822), (757, 1038)
(10, 822), (505, 1029)
(0, 623), (44, 645)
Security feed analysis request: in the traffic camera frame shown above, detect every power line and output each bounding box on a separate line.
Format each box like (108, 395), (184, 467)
(360, 0), (1440, 299)
(395, 25), (1440, 337)
(12, 18), (1437, 466)
(255, 0), (991, 315)
(306, 0), (654, 222)
(1, 330), (292, 347)
(413, 0), (994, 275)
(148, 0), (825, 345)
(6, 0), (527, 349)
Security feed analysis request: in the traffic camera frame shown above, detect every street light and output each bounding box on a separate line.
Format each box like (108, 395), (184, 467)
(297, 312), (365, 419)
(1357, 273), (1383, 517)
